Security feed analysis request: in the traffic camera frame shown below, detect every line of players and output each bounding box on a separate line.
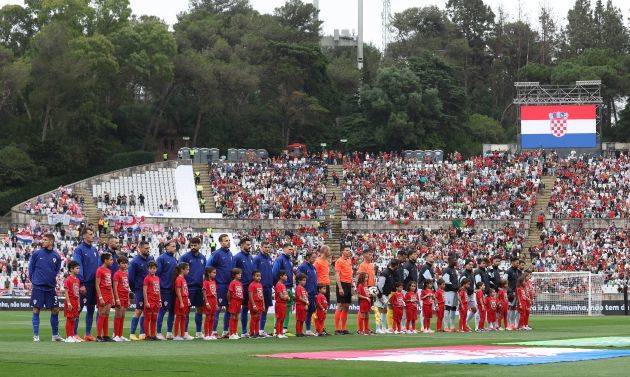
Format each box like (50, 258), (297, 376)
(371, 252), (534, 334)
(28, 228), (534, 342)
(30, 229), (334, 341)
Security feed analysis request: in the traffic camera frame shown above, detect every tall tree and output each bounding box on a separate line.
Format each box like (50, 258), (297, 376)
(565, 0), (596, 56)
(189, 0), (251, 14)
(0, 5), (35, 56)
(92, 0), (132, 35)
(262, 42), (333, 146)
(538, 5), (557, 65)
(274, 0), (321, 43)
(26, 0), (95, 34)
(0, 46), (31, 119)
(110, 16), (177, 148)
(612, 101), (630, 141)
(446, 0), (495, 50)
(446, 0), (495, 115)
(389, 6), (465, 61)
(599, 0), (629, 53)
(593, 0), (605, 45)
(29, 22), (82, 143)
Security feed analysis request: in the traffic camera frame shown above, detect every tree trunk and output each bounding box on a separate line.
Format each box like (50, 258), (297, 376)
(41, 103), (51, 142)
(143, 82), (175, 149)
(18, 90), (32, 121)
(192, 110), (204, 146)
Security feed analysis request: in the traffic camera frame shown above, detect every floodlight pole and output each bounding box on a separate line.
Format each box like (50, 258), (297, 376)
(357, 0), (364, 70)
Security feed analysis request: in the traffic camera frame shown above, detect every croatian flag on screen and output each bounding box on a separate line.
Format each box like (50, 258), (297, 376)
(520, 105), (597, 148)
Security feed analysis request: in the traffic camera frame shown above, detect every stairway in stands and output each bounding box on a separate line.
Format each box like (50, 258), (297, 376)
(325, 164), (343, 256)
(523, 174), (557, 262)
(0, 214), (9, 237)
(75, 187), (101, 225)
(192, 164), (217, 213)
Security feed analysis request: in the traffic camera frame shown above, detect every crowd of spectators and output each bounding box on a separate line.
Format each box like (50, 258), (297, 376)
(547, 154), (629, 219)
(2, 218), (627, 297)
(233, 226), (328, 257)
(0, 223), (330, 296)
(341, 151), (545, 220)
(5, 150), (628, 299)
(342, 225), (526, 272)
(209, 154), (329, 219)
(1, 226), (79, 296)
(95, 191), (178, 217)
(21, 187), (84, 216)
(0, 223), (205, 297)
(530, 223), (628, 285)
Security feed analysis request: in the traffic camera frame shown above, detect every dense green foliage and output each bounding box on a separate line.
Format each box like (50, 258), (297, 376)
(0, 0), (628, 213)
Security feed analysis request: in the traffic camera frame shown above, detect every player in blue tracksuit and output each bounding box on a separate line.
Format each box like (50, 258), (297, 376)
(28, 233), (62, 341)
(71, 228), (99, 340)
(272, 243), (295, 332)
(178, 237), (206, 338)
(232, 237), (254, 335)
(104, 235), (121, 274)
(128, 241), (154, 339)
(253, 241), (273, 335)
(207, 234), (233, 336)
(297, 252), (318, 334)
(156, 239), (178, 338)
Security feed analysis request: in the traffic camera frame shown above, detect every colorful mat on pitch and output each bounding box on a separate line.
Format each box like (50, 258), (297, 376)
(503, 337), (630, 348)
(260, 345), (630, 366)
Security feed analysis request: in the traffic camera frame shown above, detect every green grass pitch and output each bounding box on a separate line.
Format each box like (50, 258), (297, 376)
(0, 312), (629, 377)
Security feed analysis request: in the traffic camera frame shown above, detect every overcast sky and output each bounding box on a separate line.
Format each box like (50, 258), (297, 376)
(1, 0), (628, 49)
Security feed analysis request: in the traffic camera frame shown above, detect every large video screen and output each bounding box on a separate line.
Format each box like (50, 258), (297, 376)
(520, 105), (597, 148)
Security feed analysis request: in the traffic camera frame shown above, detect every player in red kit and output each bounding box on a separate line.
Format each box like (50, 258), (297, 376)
(113, 256), (130, 341)
(64, 261), (81, 342)
(435, 279), (445, 332)
(404, 281), (418, 333)
(143, 261), (162, 340)
(248, 271), (265, 338)
(420, 280), (435, 333)
(274, 271), (289, 338)
(524, 271), (534, 330)
(295, 274), (309, 337)
(227, 268), (243, 339)
(202, 267), (218, 340)
(356, 272), (371, 335)
(174, 262), (190, 340)
(389, 282), (405, 333)
(498, 279), (509, 330)
(315, 284), (328, 336)
(458, 278), (471, 332)
(517, 275), (532, 330)
(95, 253), (114, 341)
(475, 282), (486, 331)
(485, 289), (498, 330)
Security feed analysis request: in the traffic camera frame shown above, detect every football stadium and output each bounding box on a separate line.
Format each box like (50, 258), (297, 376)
(0, 1), (628, 376)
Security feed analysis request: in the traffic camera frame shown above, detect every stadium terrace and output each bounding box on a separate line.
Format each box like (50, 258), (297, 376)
(0, 148), (626, 345)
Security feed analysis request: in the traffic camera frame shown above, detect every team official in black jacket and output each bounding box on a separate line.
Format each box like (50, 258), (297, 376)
(459, 259), (476, 325)
(474, 257), (492, 295)
(376, 259), (400, 334)
(418, 252), (436, 290)
(394, 251), (407, 285)
(506, 257), (522, 329)
(442, 255), (460, 332)
(489, 255), (502, 291)
(402, 250), (419, 290)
